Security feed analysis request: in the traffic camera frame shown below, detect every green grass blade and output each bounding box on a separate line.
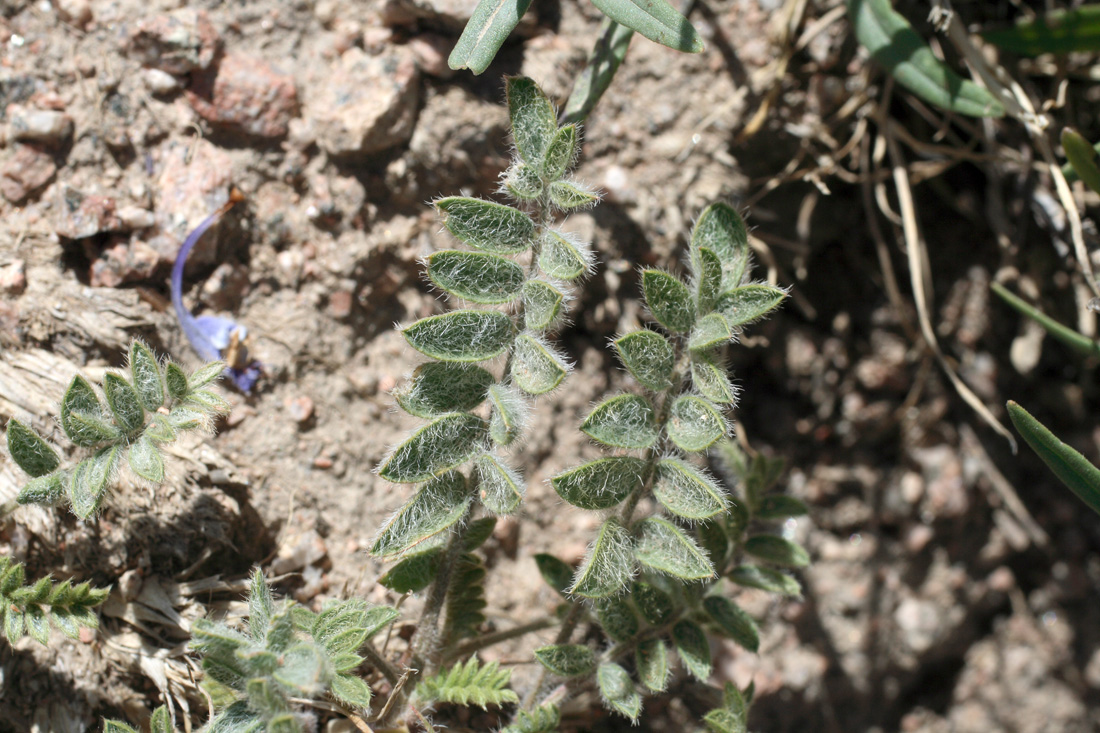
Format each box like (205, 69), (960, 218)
(590, 0), (702, 54)
(448, 0), (534, 74)
(562, 19), (635, 124)
(1007, 401), (1100, 516)
(990, 282), (1100, 358)
(982, 5), (1100, 56)
(1062, 128), (1100, 196)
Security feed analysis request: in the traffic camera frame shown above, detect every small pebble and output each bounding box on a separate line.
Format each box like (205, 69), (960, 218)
(116, 206), (156, 230)
(143, 68), (182, 95)
(285, 395), (314, 424)
(9, 108), (73, 146)
(0, 260), (26, 294)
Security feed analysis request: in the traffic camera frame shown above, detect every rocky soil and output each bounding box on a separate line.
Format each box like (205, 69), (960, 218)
(2, 0), (1100, 731)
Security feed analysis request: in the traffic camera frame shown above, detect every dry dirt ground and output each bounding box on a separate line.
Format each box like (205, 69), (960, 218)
(2, 0), (1100, 730)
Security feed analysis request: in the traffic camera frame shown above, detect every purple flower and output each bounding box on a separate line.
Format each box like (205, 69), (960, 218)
(171, 191), (262, 393)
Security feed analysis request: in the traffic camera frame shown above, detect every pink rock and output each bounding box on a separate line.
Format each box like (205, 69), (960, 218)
(147, 139), (232, 267)
(54, 187), (121, 239)
(187, 53), (299, 139)
(8, 106), (73, 146)
(88, 238), (159, 287)
(328, 290), (354, 319)
(0, 144), (56, 203)
(408, 34), (454, 79)
(127, 9), (219, 75)
(285, 395), (315, 424)
(307, 47), (419, 158)
(0, 259), (26, 294)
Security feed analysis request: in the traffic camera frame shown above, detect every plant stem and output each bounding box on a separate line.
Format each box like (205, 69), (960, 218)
(443, 616), (559, 663)
(362, 641), (401, 686)
(523, 602), (584, 711)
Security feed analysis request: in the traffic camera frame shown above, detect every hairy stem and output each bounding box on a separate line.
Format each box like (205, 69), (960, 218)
(444, 616), (559, 663)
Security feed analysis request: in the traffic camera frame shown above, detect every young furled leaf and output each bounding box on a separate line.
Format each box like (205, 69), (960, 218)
(444, 553), (489, 640)
(581, 394), (658, 449)
(436, 197), (536, 254)
(534, 644), (596, 677)
(688, 313), (733, 352)
(642, 270), (695, 333)
(523, 280), (565, 331)
(403, 310), (514, 362)
(371, 471), (472, 556)
(570, 518), (635, 598)
(693, 246), (723, 313)
(507, 77), (558, 167)
(165, 362), (189, 400)
(475, 452), (524, 514)
(6, 420), (60, 478)
(542, 124), (578, 181)
(378, 412), (487, 483)
(127, 435), (165, 483)
(129, 341), (165, 411)
(729, 565), (801, 596)
(667, 395), (725, 452)
(691, 203), (750, 289)
(715, 285), (787, 327)
(60, 375), (118, 447)
(653, 458), (727, 520)
(505, 162), (543, 200)
(394, 362), (494, 418)
(69, 445), (121, 519)
(552, 456), (646, 510)
(534, 553), (574, 597)
(595, 594), (639, 641)
(511, 334), (568, 394)
(631, 581), (673, 625)
(501, 705), (561, 733)
(487, 383), (527, 446)
(635, 637), (669, 692)
(672, 619), (711, 680)
(538, 230), (594, 281)
(691, 353), (737, 405)
(743, 535), (810, 568)
(702, 595), (759, 652)
(597, 662), (641, 721)
(614, 330), (675, 391)
(549, 180), (600, 210)
(633, 516), (713, 580)
(428, 250), (526, 304)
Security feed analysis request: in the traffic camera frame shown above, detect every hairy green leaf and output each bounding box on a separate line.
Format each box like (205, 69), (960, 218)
(419, 656), (518, 709)
(703, 595), (759, 652)
(380, 549), (442, 594)
(543, 124), (578, 181)
(744, 534), (809, 568)
(149, 706), (174, 733)
(476, 452), (524, 514)
(667, 395), (725, 452)
(635, 637), (669, 692)
(596, 662), (641, 721)
(689, 312), (733, 352)
(395, 362), (494, 418)
(643, 270), (695, 332)
(523, 280), (565, 331)
(634, 516), (714, 580)
(571, 518), (635, 598)
(69, 445), (120, 519)
(507, 77), (558, 167)
(704, 682), (748, 733)
(848, 0), (1005, 117)
(332, 673), (372, 709)
(534, 644), (596, 677)
(403, 310), (514, 362)
(691, 353), (737, 404)
(534, 553), (574, 597)
(590, 0), (702, 53)
(672, 619), (711, 680)
(1007, 400), (1100, 516)
(379, 412), (487, 483)
(614, 330), (674, 391)
(371, 471), (472, 556)
(188, 361), (225, 390)
(102, 722), (139, 733)
(504, 162), (542, 200)
(631, 581), (673, 625)
(60, 375), (117, 447)
(552, 456), (646, 510)
(501, 705), (561, 733)
(562, 18), (635, 124)
(511, 334), (568, 394)
(128, 435), (165, 483)
(692, 203), (750, 289)
(487, 383), (527, 446)
(165, 362), (188, 399)
(436, 197), (536, 254)
(428, 250), (526, 304)
(17, 471), (65, 506)
(653, 458), (727, 520)
(129, 341), (165, 411)
(715, 285), (786, 327)
(595, 594), (639, 641)
(6, 420), (59, 478)
(448, 0), (534, 74)
(983, 5), (1100, 56)
(729, 565), (802, 596)
(548, 180), (600, 210)
(694, 245), (724, 313)
(581, 393), (658, 449)
(538, 230), (593, 281)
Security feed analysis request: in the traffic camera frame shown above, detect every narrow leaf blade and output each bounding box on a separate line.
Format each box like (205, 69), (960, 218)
(1008, 400), (1100, 516)
(448, 0), (534, 74)
(589, 0), (703, 53)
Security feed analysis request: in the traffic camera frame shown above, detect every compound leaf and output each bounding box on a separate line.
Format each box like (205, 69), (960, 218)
(395, 362), (494, 419)
(667, 395), (725, 452)
(371, 471), (472, 556)
(436, 197), (536, 254)
(403, 310), (514, 362)
(419, 656), (518, 709)
(581, 393), (658, 449)
(379, 413), (487, 483)
(570, 518), (634, 598)
(428, 250), (526, 304)
(643, 270), (695, 333)
(614, 330), (674, 391)
(634, 516), (713, 580)
(552, 456), (646, 510)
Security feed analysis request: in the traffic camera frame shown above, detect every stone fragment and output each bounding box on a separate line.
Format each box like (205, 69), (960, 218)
(271, 527), (327, 574)
(116, 206), (155, 230)
(187, 53), (299, 139)
(54, 0), (92, 28)
(127, 9), (219, 74)
(285, 395), (315, 424)
(143, 68), (182, 95)
(54, 186), (121, 239)
(408, 34), (454, 78)
(147, 139), (232, 267)
(0, 259), (26, 294)
(307, 47), (419, 158)
(88, 238), (159, 287)
(0, 144), (55, 203)
(8, 107), (73, 146)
